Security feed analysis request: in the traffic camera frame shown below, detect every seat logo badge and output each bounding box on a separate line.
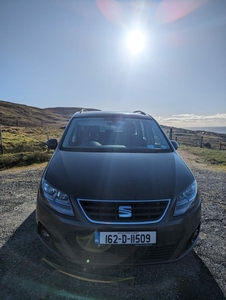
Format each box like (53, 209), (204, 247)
(119, 206), (132, 218)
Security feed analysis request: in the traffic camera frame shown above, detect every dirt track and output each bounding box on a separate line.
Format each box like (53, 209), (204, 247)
(0, 151), (225, 300)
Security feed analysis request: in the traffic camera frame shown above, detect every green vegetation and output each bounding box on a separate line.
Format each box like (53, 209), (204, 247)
(1, 126), (62, 153)
(0, 126), (63, 170)
(0, 101), (98, 170)
(0, 151), (52, 170)
(0, 125), (226, 170)
(180, 145), (226, 166)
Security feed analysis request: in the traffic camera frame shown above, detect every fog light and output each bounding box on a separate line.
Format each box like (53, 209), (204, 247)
(191, 228), (199, 244)
(41, 229), (53, 245)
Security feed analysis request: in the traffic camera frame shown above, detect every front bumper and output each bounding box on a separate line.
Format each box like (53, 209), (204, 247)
(36, 195), (201, 266)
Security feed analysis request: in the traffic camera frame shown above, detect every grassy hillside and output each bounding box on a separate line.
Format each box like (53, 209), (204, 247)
(0, 126), (63, 169)
(0, 100), (99, 169)
(0, 100), (97, 127)
(0, 100), (225, 170)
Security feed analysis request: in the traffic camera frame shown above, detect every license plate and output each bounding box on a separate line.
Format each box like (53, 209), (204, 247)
(94, 231), (156, 245)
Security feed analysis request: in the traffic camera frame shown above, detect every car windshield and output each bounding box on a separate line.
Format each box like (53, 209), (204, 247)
(61, 116), (172, 152)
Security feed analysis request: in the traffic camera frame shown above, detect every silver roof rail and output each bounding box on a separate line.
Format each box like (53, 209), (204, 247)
(133, 110), (147, 115)
(76, 108), (102, 114)
(78, 109), (89, 113)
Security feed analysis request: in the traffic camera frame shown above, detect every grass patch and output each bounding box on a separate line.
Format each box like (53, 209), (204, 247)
(0, 151), (53, 170)
(1, 126), (63, 154)
(0, 125), (225, 170)
(180, 145), (226, 166)
(0, 126), (62, 170)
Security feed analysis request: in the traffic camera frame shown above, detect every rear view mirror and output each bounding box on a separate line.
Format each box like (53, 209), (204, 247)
(46, 138), (58, 150)
(171, 140), (179, 150)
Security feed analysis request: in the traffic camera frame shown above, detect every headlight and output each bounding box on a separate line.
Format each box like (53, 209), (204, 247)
(41, 179), (74, 216)
(174, 180), (198, 216)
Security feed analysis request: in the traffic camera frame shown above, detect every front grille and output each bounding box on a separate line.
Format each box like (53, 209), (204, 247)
(78, 199), (170, 224)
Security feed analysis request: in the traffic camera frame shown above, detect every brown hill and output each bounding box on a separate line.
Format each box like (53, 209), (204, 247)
(0, 100), (225, 151)
(0, 100), (97, 127)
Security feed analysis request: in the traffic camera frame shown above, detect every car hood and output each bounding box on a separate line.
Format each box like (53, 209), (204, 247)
(44, 150), (194, 200)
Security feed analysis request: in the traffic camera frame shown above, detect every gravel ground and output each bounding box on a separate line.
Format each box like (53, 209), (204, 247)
(0, 151), (225, 300)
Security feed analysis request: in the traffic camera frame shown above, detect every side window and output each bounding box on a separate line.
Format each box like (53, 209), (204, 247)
(62, 120), (77, 147)
(143, 120), (170, 149)
(142, 122), (154, 147)
(152, 128), (161, 146)
(139, 122), (145, 140)
(151, 126), (170, 149)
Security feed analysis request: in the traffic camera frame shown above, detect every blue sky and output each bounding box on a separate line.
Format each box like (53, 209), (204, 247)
(0, 0), (226, 127)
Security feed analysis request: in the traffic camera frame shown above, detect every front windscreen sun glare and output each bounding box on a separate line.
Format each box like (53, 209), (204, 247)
(61, 117), (171, 152)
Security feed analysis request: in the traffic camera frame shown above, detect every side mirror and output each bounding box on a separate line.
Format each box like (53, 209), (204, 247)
(171, 140), (179, 150)
(46, 138), (58, 150)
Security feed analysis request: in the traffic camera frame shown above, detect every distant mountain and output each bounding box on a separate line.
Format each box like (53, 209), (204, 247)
(0, 100), (97, 127)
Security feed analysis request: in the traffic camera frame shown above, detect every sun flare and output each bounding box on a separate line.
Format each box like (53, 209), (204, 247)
(126, 29), (146, 54)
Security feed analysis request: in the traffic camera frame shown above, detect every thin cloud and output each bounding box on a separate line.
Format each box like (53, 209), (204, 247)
(155, 113), (226, 127)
